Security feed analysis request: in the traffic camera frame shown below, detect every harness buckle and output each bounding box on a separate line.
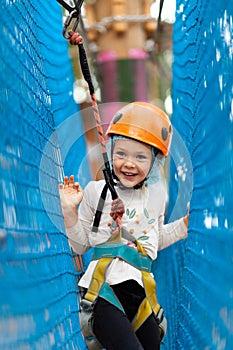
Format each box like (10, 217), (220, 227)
(80, 298), (94, 313)
(79, 299), (104, 350)
(156, 307), (167, 342)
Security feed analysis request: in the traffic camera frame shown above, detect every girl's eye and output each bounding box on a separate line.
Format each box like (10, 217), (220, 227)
(116, 151), (126, 158)
(136, 154), (147, 160)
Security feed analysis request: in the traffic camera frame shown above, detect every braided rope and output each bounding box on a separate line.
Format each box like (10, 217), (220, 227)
(90, 93), (107, 155)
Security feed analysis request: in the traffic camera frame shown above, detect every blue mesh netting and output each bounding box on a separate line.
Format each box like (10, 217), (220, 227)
(155, 1), (233, 349)
(1, 0), (233, 349)
(0, 1), (90, 349)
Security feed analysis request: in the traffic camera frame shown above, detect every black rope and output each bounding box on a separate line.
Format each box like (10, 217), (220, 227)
(153, 0), (165, 44)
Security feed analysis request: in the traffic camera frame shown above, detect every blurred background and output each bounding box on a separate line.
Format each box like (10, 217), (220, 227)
(68, 0), (175, 180)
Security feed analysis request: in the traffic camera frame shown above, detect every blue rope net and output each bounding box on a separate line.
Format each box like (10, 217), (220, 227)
(0, 1), (90, 349)
(155, 1), (233, 349)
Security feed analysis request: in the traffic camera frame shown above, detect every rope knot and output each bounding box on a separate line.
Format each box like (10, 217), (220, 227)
(68, 30), (83, 45)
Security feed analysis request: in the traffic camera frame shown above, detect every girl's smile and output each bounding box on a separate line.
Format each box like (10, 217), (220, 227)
(113, 139), (153, 188)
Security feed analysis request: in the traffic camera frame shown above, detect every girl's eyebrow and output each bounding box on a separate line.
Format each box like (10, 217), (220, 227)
(114, 146), (127, 151)
(114, 147), (149, 155)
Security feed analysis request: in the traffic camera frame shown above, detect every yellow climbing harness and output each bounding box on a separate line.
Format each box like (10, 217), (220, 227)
(79, 230), (167, 350)
(84, 239), (160, 332)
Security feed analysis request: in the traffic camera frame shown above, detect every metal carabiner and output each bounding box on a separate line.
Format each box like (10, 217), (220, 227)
(56, 0), (84, 38)
(62, 9), (79, 39)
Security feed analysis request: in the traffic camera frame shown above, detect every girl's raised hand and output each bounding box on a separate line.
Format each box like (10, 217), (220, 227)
(59, 175), (83, 209)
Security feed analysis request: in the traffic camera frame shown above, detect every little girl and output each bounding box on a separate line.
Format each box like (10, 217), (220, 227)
(59, 102), (189, 350)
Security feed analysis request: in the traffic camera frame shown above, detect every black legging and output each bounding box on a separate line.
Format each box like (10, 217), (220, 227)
(92, 280), (160, 350)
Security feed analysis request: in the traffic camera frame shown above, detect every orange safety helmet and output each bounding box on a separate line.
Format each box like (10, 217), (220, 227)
(105, 102), (173, 157)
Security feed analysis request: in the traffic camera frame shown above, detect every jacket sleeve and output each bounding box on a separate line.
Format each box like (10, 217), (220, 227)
(65, 181), (113, 254)
(157, 214), (188, 251)
(65, 220), (90, 255)
(65, 182), (96, 255)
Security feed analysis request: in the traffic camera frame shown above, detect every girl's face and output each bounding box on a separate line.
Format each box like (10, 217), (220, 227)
(113, 139), (153, 188)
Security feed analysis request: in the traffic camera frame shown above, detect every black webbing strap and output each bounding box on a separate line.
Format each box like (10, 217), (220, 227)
(92, 183), (108, 232)
(91, 184), (136, 243)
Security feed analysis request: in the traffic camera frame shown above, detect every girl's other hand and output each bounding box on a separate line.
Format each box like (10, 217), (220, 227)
(183, 213), (189, 228)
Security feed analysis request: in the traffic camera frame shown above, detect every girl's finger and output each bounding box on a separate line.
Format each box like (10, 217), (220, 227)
(64, 176), (69, 186)
(74, 182), (80, 190)
(69, 175), (75, 184)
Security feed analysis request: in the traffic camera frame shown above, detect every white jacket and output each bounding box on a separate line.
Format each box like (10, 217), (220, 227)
(66, 180), (187, 288)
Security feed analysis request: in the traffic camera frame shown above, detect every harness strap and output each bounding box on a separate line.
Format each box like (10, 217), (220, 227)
(92, 183), (136, 242)
(85, 257), (112, 303)
(93, 243), (152, 272)
(133, 240), (160, 331)
(132, 297), (152, 331)
(83, 240), (160, 332)
(99, 283), (125, 314)
(92, 183), (108, 233)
